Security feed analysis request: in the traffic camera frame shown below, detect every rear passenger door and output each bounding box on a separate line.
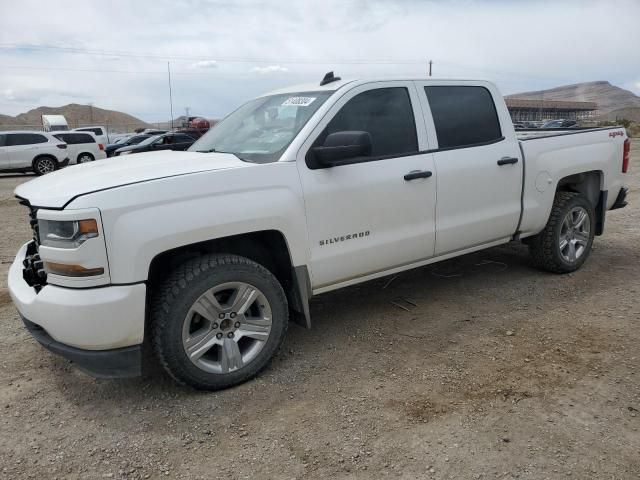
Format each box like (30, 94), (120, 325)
(416, 83), (523, 255)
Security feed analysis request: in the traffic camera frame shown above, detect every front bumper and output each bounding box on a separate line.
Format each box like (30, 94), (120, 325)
(8, 242), (147, 377)
(21, 317), (141, 378)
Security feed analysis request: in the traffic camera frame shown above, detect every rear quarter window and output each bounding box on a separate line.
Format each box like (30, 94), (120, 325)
(424, 86), (502, 149)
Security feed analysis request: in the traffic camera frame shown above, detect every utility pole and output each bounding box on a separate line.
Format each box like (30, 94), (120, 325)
(167, 62), (174, 130)
(428, 60), (433, 77)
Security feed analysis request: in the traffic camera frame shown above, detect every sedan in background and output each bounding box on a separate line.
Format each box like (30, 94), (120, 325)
(541, 119), (578, 129)
(105, 134), (152, 157)
(114, 133), (197, 156)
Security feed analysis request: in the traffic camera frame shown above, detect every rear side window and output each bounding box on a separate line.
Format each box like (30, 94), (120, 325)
(77, 128), (103, 136)
(7, 133), (48, 146)
(0, 134), (5, 147)
(424, 86), (502, 149)
(319, 87), (418, 157)
(54, 133), (71, 143)
(74, 133), (95, 144)
(175, 134), (194, 142)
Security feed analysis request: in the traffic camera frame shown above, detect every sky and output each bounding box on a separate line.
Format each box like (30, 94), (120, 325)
(0, 0), (639, 122)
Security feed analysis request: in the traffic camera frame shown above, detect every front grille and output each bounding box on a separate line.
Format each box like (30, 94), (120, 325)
(17, 196), (40, 246)
(16, 196), (47, 291)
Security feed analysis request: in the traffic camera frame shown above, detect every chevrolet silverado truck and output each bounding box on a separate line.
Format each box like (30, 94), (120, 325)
(8, 73), (630, 390)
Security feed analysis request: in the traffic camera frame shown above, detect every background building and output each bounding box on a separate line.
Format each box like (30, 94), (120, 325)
(505, 98), (597, 122)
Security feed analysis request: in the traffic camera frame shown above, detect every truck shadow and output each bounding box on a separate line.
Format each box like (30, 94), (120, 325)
(50, 237), (639, 429)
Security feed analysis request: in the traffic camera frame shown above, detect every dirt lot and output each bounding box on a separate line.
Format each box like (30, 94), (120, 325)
(0, 146), (639, 480)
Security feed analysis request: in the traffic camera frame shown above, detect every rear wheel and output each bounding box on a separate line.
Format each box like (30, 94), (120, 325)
(33, 156), (57, 175)
(529, 191), (595, 273)
(77, 152), (95, 164)
(150, 254), (288, 390)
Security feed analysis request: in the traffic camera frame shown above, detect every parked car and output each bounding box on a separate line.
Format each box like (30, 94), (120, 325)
(542, 119), (578, 129)
(9, 76), (630, 390)
(53, 132), (107, 164)
(72, 126), (110, 145)
(105, 134), (152, 157)
(114, 132), (196, 156)
(0, 131), (69, 175)
(142, 129), (168, 135)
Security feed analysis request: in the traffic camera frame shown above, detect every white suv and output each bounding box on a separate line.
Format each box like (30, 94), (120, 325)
(53, 131), (107, 164)
(0, 131), (69, 175)
(72, 126), (109, 146)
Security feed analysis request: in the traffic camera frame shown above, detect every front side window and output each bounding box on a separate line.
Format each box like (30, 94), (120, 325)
(424, 86), (502, 149)
(190, 91), (332, 163)
(316, 87), (418, 158)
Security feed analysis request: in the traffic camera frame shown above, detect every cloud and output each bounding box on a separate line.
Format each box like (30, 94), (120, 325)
(192, 60), (218, 69)
(1, 0), (639, 121)
(251, 65), (289, 75)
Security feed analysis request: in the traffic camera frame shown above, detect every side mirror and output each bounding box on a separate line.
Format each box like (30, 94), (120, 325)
(311, 131), (372, 167)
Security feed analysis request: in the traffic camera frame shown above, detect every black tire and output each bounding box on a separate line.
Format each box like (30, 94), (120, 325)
(150, 254), (289, 390)
(529, 191), (595, 273)
(77, 152), (95, 164)
(32, 156), (57, 175)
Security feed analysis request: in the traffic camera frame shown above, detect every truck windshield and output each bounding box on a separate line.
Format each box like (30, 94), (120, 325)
(190, 91), (332, 163)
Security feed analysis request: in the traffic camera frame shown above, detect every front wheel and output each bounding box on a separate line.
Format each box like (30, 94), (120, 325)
(150, 254), (288, 390)
(529, 191), (595, 273)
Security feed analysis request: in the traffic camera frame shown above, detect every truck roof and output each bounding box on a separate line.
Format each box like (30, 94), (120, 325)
(262, 77), (493, 97)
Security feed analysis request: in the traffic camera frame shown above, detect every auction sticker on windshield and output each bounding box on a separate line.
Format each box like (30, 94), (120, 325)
(282, 97), (316, 107)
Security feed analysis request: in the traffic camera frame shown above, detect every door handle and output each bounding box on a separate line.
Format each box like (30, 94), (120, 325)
(404, 170), (433, 181)
(497, 157), (519, 166)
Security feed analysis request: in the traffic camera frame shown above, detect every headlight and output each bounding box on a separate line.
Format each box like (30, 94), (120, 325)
(38, 219), (99, 249)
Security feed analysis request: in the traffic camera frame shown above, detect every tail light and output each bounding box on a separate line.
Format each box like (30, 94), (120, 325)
(56, 144), (67, 149)
(623, 138), (630, 173)
(98, 143), (104, 151)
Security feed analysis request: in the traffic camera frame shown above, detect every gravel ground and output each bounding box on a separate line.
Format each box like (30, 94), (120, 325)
(0, 145), (639, 480)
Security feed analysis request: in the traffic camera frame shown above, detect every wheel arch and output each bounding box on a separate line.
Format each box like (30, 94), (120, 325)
(77, 151), (95, 162)
(147, 230), (312, 329)
(555, 170), (606, 235)
(32, 153), (58, 167)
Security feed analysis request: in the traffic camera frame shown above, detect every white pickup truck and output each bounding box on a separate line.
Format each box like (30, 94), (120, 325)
(8, 74), (630, 390)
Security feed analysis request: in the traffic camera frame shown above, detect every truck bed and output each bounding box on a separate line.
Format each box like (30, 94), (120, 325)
(515, 126), (623, 141)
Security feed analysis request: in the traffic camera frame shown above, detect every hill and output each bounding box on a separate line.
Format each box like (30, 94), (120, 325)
(506, 81), (640, 114)
(0, 104), (150, 131)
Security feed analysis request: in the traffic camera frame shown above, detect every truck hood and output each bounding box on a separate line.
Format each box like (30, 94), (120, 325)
(15, 150), (250, 208)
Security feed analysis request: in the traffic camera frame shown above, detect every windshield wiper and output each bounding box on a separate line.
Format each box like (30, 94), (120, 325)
(195, 148), (224, 153)
(194, 148), (253, 163)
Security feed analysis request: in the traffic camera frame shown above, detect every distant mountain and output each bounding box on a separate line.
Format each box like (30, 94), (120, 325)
(0, 104), (150, 131)
(506, 81), (640, 114)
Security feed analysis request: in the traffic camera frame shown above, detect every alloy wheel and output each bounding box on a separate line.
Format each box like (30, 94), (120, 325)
(181, 282), (273, 374)
(559, 206), (590, 263)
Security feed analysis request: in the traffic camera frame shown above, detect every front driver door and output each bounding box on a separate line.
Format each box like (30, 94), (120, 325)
(297, 82), (437, 291)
